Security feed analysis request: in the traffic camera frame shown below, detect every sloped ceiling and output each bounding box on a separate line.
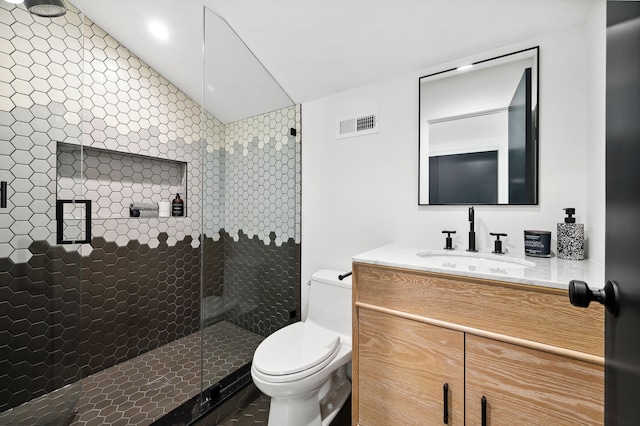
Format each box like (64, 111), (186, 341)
(72, 0), (598, 119)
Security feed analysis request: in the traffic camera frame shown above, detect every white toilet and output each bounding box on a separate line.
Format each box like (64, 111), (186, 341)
(251, 269), (352, 426)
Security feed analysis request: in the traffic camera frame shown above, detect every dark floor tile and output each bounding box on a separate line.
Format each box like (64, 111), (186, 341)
(219, 393), (351, 426)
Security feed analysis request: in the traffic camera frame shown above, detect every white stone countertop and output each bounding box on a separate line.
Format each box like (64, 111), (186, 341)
(352, 244), (605, 290)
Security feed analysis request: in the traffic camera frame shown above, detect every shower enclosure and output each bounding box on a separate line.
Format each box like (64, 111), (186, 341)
(1, 2), (300, 424)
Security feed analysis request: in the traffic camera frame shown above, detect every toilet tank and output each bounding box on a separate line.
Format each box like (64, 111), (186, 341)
(306, 269), (352, 338)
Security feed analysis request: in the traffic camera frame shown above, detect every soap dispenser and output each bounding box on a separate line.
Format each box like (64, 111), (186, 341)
(557, 208), (584, 260)
(172, 193), (184, 217)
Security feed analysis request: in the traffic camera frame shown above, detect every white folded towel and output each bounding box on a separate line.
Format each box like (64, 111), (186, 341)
(130, 202), (158, 211)
(136, 210), (158, 218)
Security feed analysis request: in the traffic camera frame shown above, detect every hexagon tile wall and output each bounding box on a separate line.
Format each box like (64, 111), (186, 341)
(0, 1), (301, 413)
(202, 105), (301, 338)
(1, 3), (87, 412)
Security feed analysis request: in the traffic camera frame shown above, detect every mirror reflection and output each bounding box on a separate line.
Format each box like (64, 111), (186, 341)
(418, 47), (539, 205)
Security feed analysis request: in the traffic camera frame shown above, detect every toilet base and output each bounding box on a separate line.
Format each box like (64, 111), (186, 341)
(268, 392), (322, 426)
(266, 366), (351, 426)
(319, 366), (351, 426)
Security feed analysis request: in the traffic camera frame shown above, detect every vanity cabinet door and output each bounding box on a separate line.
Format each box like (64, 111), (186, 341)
(355, 308), (464, 426)
(464, 335), (604, 426)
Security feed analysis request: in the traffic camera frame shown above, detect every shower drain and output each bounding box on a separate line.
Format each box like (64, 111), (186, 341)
(146, 376), (172, 391)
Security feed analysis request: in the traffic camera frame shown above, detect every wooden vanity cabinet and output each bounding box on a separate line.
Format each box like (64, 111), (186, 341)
(357, 308), (464, 426)
(465, 335), (604, 426)
(352, 263), (604, 426)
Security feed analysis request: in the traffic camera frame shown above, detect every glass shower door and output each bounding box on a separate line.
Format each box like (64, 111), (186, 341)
(199, 7), (299, 415)
(0, 3), (85, 424)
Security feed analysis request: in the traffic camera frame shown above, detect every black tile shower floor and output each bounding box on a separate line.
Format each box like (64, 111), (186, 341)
(1, 320), (352, 426)
(68, 321), (264, 426)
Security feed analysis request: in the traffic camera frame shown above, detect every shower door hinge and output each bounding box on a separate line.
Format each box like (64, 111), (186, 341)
(200, 394), (212, 411)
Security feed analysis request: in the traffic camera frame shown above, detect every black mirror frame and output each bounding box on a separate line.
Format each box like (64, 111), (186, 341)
(418, 46), (540, 206)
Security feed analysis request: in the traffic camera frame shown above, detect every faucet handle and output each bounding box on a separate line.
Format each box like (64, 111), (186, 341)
(442, 230), (456, 250)
(490, 232), (507, 254)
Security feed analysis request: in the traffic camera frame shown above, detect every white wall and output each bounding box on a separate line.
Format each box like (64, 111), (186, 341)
(584, 0), (607, 266)
(301, 4), (606, 315)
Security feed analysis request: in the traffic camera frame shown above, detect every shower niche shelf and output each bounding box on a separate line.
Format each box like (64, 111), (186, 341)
(56, 142), (187, 219)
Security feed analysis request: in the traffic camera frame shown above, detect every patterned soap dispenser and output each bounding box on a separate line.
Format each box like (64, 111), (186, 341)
(557, 208), (584, 260)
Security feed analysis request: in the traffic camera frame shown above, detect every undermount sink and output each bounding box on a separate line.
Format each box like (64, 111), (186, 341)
(416, 250), (536, 270)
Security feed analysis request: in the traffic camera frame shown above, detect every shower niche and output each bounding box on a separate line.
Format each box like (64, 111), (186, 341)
(57, 142), (187, 219)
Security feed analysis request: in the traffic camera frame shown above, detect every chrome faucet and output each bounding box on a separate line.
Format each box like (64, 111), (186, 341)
(467, 206), (477, 252)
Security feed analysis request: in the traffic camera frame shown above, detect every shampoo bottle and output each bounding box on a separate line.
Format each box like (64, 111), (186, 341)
(557, 208), (584, 260)
(172, 193), (184, 217)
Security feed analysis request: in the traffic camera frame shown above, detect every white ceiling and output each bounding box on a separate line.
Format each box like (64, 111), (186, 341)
(72, 0), (598, 119)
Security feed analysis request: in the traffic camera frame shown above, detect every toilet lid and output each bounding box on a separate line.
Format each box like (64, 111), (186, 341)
(253, 322), (340, 377)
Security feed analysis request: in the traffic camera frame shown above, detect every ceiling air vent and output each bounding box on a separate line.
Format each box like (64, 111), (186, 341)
(336, 112), (379, 139)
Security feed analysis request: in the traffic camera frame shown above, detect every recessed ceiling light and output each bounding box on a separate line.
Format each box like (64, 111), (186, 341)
(456, 64), (473, 72)
(4, 0), (25, 4)
(149, 21), (169, 41)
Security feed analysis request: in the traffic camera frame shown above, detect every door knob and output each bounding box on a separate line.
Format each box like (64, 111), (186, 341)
(569, 280), (619, 317)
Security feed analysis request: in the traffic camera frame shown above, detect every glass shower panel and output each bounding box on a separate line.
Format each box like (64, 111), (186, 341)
(0, 2), (84, 424)
(200, 6), (300, 406)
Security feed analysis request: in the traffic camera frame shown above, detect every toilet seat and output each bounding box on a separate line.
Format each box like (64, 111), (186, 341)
(253, 322), (341, 383)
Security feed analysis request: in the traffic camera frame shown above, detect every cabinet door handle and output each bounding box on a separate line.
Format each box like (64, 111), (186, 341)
(481, 396), (487, 426)
(443, 383), (449, 424)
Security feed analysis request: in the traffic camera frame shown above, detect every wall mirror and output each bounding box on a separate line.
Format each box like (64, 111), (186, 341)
(418, 47), (539, 205)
